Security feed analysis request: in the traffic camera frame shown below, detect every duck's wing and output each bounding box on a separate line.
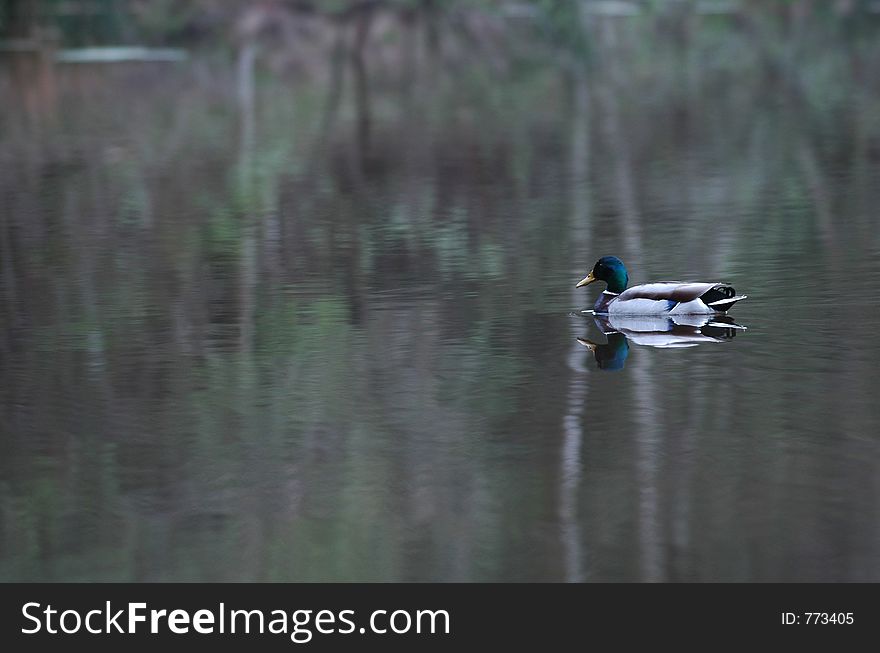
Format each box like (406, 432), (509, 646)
(616, 282), (718, 303)
(618, 282), (747, 310)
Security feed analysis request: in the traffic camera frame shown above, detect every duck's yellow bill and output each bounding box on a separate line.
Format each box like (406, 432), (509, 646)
(576, 272), (596, 288)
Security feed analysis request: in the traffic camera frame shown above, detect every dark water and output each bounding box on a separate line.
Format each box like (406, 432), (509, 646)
(2, 31), (880, 581)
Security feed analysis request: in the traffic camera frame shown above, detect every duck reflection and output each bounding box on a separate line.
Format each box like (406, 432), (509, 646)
(578, 314), (746, 371)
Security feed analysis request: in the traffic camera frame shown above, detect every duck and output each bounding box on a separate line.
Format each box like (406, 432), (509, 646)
(576, 256), (747, 316)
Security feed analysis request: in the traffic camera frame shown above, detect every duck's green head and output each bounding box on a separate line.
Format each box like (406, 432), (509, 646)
(576, 256), (629, 294)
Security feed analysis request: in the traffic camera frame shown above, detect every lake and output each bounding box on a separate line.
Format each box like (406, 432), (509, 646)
(2, 17), (879, 581)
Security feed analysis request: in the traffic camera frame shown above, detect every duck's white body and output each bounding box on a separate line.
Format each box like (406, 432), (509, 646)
(595, 282), (747, 316)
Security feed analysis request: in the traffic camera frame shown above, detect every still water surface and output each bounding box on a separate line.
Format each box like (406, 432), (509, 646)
(1, 44), (879, 581)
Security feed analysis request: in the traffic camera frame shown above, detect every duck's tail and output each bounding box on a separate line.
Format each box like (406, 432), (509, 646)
(700, 284), (747, 312)
(706, 295), (747, 311)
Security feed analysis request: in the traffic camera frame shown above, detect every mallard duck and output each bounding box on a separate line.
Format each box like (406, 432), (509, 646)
(576, 256), (747, 315)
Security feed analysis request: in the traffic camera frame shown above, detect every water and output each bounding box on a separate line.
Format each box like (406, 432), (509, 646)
(2, 28), (880, 581)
